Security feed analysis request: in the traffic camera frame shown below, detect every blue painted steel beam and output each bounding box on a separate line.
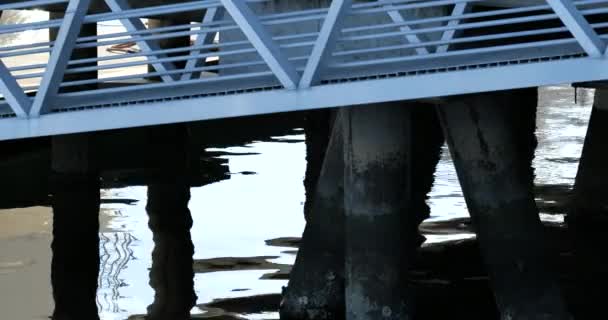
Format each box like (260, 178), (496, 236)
(0, 60), (31, 118)
(221, 0), (300, 90)
(103, 0), (179, 82)
(300, 0), (352, 88)
(29, 0), (92, 117)
(2, 56), (608, 141)
(547, 0), (606, 57)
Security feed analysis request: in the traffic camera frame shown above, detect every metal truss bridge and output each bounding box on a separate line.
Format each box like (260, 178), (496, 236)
(0, 0), (607, 140)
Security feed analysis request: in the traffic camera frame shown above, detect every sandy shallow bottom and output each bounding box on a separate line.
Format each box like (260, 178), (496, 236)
(0, 207), (53, 320)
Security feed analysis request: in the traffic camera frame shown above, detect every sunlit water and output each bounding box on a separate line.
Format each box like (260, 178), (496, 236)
(0, 10), (598, 320)
(98, 135), (307, 320)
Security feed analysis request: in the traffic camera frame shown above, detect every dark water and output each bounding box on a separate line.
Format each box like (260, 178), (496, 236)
(0, 85), (594, 320)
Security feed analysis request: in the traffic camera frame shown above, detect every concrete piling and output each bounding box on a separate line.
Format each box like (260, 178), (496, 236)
(342, 102), (443, 320)
(302, 110), (334, 222)
(570, 88), (608, 224)
(437, 89), (571, 320)
(568, 88), (608, 319)
(281, 110), (343, 320)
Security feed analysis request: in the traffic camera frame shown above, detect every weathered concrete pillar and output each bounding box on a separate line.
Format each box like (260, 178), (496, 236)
(302, 110), (334, 221)
(145, 125), (196, 320)
(50, 134), (100, 320)
(568, 88), (608, 319)
(437, 89), (571, 320)
(570, 89), (608, 222)
(281, 110), (343, 320)
(342, 102), (443, 320)
(49, 12), (100, 320)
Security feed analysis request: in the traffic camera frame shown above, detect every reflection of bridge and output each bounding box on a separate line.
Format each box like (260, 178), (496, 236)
(0, 0), (607, 140)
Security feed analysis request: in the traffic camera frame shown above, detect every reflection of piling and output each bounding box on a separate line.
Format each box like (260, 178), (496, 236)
(144, 17), (196, 317)
(143, 18), (197, 317)
(569, 88), (608, 318)
(342, 102), (442, 320)
(281, 111), (343, 320)
(437, 89), (570, 319)
(51, 134), (101, 320)
(145, 125), (196, 320)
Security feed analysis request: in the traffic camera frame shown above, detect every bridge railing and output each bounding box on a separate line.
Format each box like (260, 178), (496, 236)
(0, 0), (605, 121)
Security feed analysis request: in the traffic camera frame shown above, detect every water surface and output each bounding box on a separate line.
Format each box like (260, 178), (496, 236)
(0, 9), (598, 320)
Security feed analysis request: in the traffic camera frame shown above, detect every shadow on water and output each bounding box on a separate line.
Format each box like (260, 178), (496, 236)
(0, 112), (304, 319)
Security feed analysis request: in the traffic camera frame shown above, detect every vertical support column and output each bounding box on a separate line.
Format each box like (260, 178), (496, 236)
(281, 110), (343, 320)
(342, 102), (443, 320)
(145, 125), (196, 320)
(49, 13), (100, 320)
(437, 89), (571, 320)
(408, 104), (445, 249)
(568, 88), (608, 318)
(570, 89), (608, 219)
(31, 0), (93, 116)
(302, 110), (334, 221)
(50, 134), (100, 320)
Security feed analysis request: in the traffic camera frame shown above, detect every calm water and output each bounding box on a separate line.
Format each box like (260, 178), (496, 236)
(0, 85), (594, 320)
(0, 10), (597, 320)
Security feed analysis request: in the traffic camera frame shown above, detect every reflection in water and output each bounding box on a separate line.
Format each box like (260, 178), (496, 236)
(0, 85), (599, 319)
(50, 171), (100, 320)
(51, 180), (197, 320)
(97, 232), (136, 315)
(145, 182), (196, 320)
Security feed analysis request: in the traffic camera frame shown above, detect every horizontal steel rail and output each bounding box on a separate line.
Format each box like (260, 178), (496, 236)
(0, 0), (606, 140)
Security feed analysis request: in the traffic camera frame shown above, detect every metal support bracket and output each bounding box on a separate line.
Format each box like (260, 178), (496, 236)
(387, 7), (429, 55)
(0, 60), (31, 118)
(221, 0), (300, 90)
(104, 0), (178, 82)
(300, 0), (352, 88)
(436, 2), (469, 53)
(30, 0), (92, 117)
(181, 7), (224, 81)
(547, 0), (606, 58)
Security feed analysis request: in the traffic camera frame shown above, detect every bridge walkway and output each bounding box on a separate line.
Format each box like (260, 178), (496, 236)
(0, 0), (607, 140)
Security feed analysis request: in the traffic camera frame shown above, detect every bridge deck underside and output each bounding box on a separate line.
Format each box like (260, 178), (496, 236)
(0, 0), (606, 140)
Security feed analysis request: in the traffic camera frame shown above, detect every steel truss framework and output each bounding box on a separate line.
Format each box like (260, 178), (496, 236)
(0, 0), (607, 140)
